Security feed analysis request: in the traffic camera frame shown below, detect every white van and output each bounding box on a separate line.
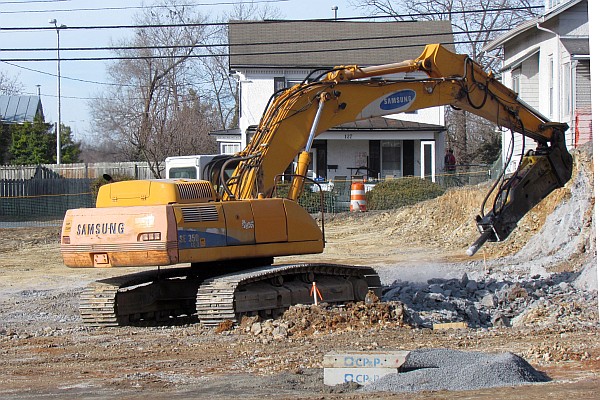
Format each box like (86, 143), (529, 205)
(165, 154), (221, 180)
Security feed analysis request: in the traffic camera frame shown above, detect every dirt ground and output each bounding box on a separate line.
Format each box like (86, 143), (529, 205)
(0, 149), (599, 398)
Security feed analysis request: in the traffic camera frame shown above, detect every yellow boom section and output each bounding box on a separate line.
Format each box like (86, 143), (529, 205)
(224, 44), (568, 201)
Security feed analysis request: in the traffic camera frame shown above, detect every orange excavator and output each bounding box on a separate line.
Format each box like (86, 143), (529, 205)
(60, 44), (572, 326)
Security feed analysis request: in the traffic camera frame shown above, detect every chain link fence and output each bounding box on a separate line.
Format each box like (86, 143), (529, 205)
(1, 162), (497, 227)
(274, 163), (496, 214)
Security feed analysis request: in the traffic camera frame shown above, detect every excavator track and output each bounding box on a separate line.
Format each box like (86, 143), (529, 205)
(79, 267), (201, 327)
(196, 263), (381, 326)
(79, 263), (381, 327)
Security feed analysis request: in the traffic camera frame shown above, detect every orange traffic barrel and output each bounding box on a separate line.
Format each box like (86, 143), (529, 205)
(350, 182), (367, 212)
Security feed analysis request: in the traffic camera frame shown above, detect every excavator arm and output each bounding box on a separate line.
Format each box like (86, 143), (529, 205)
(223, 44), (572, 255)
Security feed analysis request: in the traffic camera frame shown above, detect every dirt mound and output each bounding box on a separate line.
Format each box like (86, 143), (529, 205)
(324, 146), (593, 265)
(233, 300), (406, 339)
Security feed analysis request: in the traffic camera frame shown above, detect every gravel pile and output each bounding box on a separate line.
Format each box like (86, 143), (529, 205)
(362, 348), (550, 393)
(383, 271), (597, 329)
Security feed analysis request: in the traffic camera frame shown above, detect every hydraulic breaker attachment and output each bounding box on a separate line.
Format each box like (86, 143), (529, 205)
(467, 124), (572, 256)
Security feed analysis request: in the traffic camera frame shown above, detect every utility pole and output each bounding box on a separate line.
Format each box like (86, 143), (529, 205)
(49, 18), (66, 165)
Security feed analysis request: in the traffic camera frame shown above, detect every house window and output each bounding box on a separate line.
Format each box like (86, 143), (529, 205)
(421, 141), (435, 182)
(286, 79), (304, 89)
(220, 142), (240, 154)
(549, 55), (554, 117)
(546, 0), (562, 10)
(562, 62), (571, 116)
(381, 140), (402, 178)
(274, 77), (286, 93)
(511, 67), (521, 95)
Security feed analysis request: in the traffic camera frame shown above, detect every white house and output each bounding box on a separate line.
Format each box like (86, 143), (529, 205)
(223, 20), (455, 182)
(483, 0), (590, 173)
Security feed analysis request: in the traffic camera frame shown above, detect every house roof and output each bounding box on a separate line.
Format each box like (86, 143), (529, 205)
(331, 117), (444, 132)
(0, 95), (44, 124)
(483, 0), (585, 52)
(241, 117), (444, 136)
(228, 20), (455, 69)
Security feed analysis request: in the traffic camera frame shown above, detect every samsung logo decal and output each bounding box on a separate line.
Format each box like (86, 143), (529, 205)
(380, 90), (416, 111)
(77, 222), (125, 235)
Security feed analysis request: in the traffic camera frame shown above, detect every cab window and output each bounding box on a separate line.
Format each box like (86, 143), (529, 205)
(168, 167), (197, 179)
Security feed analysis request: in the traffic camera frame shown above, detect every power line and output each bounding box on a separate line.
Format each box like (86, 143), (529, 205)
(0, 0), (292, 15)
(3, 59), (226, 90)
(0, 0), (71, 4)
(1, 28), (509, 54)
(1, 38), (497, 63)
(0, 60), (125, 85)
(0, 6), (545, 31)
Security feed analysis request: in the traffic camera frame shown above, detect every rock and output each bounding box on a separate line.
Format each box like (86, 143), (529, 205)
(507, 284), (528, 301)
(240, 315), (260, 331)
(382, 286), (401, 301)
(428, 284), (444, 294)
(262, 319), (274, 335)
(427, 293), (445, 302)
(481, 294), (497, 308)
(461, 273), (469, 286)
(215, 320), (234, 334)
(466, 280), (478, 292)
(412, 291), (427, 304)
(250, 322), (262, 336)
(464, 305), (480, 324)
(492, 313), (510, 328)
(365, 290), (380, 304)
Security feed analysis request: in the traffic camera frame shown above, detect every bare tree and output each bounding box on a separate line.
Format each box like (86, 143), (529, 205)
(351, 0), (543, 165)
(194, 2), (283, 131)
(89, 0), (218, 177)
(0, 71), (23, 95)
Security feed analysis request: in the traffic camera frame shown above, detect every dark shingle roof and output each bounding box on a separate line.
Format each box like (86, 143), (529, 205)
(228, 20), (455, 69)
(332, 117), (444, 131)
(0, 95), (44, 124)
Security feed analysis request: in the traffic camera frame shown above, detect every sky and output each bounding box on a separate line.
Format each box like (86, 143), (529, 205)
(0, 0), (359, 142)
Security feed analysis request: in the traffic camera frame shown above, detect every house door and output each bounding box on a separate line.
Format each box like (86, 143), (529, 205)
(313, 140), (327, 180)
(381, 140), (402, 178)
(402, 140), (414, 176)
(420, 141), (436, 182)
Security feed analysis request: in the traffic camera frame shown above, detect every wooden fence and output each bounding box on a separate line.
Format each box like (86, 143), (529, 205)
(0, 162), (163, 220)
(0, 162), (162, 180)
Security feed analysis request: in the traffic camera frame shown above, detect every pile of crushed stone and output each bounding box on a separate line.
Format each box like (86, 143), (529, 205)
(362, 348), (550, 393)
(233, 266), (597, 340)
(379, 144), (597, 330)
(383, 271), (598, 329)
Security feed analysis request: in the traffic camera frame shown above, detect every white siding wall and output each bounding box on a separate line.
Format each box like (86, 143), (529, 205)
(556, 2), (589, 36)
(385, 106), (445, 126)
(239, 69), (445, 134)
(518, 53), (540, 108)
(499, 2), (589, 172)
(238, 73), (274, 139)
(326, 140), (370, 178)
(239, 69), (313, 138)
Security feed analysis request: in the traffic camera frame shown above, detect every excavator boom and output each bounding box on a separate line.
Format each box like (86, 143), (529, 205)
(223, 44), (572, 254)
